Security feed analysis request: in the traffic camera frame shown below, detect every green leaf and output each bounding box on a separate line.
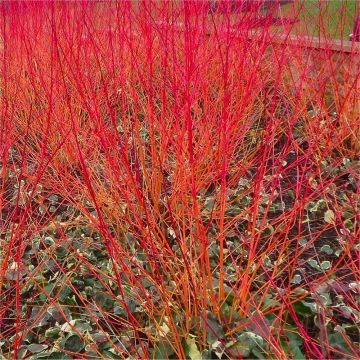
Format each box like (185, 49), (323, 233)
(27, 344), (48, 354)
(291, 274), (302, 284)
(29, 308), (51, 328)
(227, 331), (264, 358)
(44, 236), (55, 247)
(52, 352), (74, 359)
(227, 338), (251, 357)
(307, 259), (320, 270)
(40, 283), (56, 302)
(47, 305), (71, 324)
(18, 347), (28, 359)
(6, 263), (26, 281)
(299, 238), (308, 247)
(101, 350), (121, 359)
(324, 209), (335, 224)
(45, 327), (61, 340)
(251, 347), (268, 359)
(60, 334), (85, 353)
(39, 205), (46, 214)
(290, 344), (305, 360)
(201, 349), (211, 359)
(318, 293), (332, 306)
(185, 338), (201, 360)
(293, 301), (313, 317)
(320, 245), (333, 255)
(285, 327), (304, 358)
(73, 320), (92, 333)
(224, 285), (236, 304)
(220, 302), (239, 322)
(302, 301), (318, 313)
(205, 314), (225, 345)
(91, 332), (107, 345)
(94, 292), (114, 311)
(320, 261), (331, 270)
(58, 285), (72, 302)
(334, 249), (343, 257)
(152, 339), (174, 359)
(344, 219), (354, 230)
(328, 332), (352, 353)
(208, 243), (219, 260)
(114, 305), (127, 317)
(55, 246), (68, 259)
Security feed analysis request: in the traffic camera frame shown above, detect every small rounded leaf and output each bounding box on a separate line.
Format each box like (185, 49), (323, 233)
(320, 244), (333, 255)
(320, 261), (331, 270)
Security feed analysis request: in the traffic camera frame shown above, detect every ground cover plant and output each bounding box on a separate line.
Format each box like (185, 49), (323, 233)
(0, 1), (359, 359)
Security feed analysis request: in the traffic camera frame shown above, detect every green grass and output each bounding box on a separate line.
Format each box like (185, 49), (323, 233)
(281, 0), (358, 39)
